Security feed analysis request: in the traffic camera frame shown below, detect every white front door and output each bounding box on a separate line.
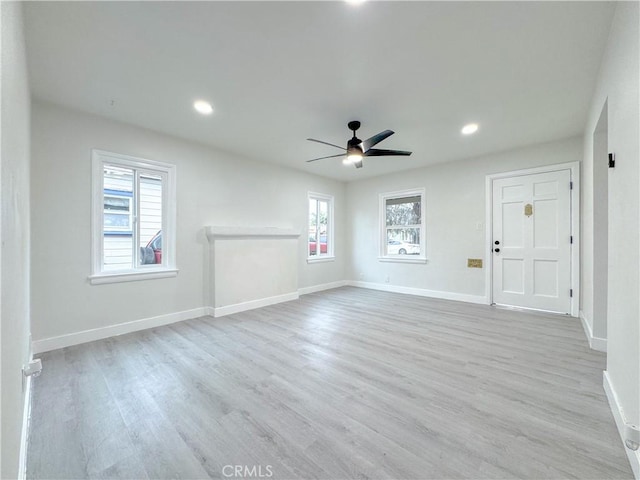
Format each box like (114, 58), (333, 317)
(492, 169), (572, 314)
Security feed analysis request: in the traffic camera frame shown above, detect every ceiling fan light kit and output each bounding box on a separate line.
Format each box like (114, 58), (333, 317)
(461, 123), (478, 135)
(307, 120), (412, 169)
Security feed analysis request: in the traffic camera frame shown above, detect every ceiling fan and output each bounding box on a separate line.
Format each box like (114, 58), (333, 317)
(306, 121), (412, 169)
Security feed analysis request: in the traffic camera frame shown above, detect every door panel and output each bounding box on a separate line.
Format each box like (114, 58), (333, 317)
(502, 184), (525, 200)
(533, 180), (558, 196)
(492, 169), (571, 313)
(533, 199), (558, 248)
(502, 259), (524, 293)
(533, 260), (558, 297)
(503, 202), (524, 247)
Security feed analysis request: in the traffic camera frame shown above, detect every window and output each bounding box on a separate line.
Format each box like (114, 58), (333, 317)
(91, 150), (177, 284)
(308, 192), (334, 262)
(380, 188), (426, 262)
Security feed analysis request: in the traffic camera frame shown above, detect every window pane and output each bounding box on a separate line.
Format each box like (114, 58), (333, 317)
(386, 228), (421, 255)
(104, 195), (131, 231)
(386, 197), (421, 226)
(103, 235), (134, 271)
(104, 165), (134, 193)
(309, 198), (317, 256)
(103, 165), (133, 270)
(318, 200), (328, 255)
(308, 195), (333, 258)
(139, 173), (163, 265)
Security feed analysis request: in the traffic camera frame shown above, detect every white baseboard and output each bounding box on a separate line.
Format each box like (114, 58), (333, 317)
(18, 355), (33, 480)
(579, 310), (607, 352)
(603, 371), (640, 478)
(213, 292), (299, 318)
(347, 280), (487, 305)
(30, 284), (337, 353)
(32, 307), (208, 354)
(298, 280), (348, 296)
(30, 280), (483, 353)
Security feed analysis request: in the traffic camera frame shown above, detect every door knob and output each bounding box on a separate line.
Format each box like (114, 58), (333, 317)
(494, 240), (500, 245)
(494, 248), (500, 253)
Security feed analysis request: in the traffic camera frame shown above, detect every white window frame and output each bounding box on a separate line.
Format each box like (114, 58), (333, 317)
(379, 188), (427, 263)
(90, 150), (177, 284)
(307, 192), (335, 263)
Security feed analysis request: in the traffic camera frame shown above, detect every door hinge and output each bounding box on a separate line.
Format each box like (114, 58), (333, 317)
(570, 181), (573, 190)
(570, 289), (573, 297)
(570, 235), (573, 244)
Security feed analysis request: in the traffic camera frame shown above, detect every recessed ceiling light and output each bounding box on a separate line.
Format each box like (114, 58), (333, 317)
(345, 0), (366, 5)
(461, 123), (479, 135)
(193, 100), (213, 115)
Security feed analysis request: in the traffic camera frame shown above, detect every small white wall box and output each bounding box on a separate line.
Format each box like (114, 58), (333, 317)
(624, 423), (640, 450)
(23, 358), (42, 378)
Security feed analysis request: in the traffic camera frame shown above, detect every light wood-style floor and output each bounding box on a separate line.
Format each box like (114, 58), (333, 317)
(28, 287), (632, 479)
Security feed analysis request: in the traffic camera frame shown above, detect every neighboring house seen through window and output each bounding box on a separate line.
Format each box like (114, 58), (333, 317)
(103, 190), (133, 233)
(91, 150), (176, 284)
(308, 192), (334, 262)
(380, 188), (426, 261)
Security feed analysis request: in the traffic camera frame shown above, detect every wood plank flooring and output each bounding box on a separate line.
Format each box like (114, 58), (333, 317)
(27, 287), (633, 479)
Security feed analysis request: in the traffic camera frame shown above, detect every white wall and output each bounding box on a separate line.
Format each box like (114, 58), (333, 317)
(582, 1), (639, 473)
(591, 101), (608, 342)
(30, 101), (345, 344)
(211, 235), (299, 310)
(0, 2), (32, 478)
(346, 137), (582, 299)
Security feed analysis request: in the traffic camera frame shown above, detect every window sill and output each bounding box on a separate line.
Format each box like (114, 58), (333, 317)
(307, 256), (335, 264)
(378, 256), (428, 264)
(89, 268), (179, 285)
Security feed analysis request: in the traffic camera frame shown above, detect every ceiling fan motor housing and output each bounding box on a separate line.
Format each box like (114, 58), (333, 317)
(347, 136), (363, 155)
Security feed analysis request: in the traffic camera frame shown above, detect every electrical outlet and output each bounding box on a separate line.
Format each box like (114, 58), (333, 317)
(23, 358), (42, 378)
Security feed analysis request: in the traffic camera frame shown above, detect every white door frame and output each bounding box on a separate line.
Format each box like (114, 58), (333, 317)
(485, 161), (580, 316)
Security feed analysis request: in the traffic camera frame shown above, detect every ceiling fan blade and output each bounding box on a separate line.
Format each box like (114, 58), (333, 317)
(307, 138), (346, 151)
(361, 130), (394, 152)
(306, 153), (345, 163)
(364, 148), (412, 157)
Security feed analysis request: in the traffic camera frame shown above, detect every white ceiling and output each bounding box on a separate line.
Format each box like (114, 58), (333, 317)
(24, 1), (614, 182)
